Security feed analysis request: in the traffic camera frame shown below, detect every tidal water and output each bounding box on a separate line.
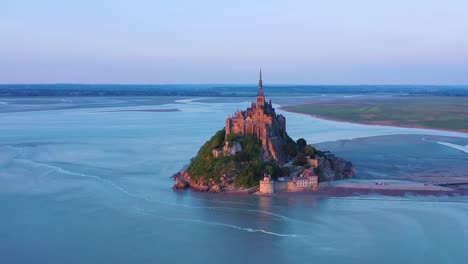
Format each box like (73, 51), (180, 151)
(316, 134), (468, 180)
(1, 96), (467, 263)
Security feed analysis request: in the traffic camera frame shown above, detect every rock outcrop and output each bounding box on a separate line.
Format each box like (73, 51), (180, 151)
(317, 157), (355, 182)
(172, 176), (189, 190)
(172, 171), (227, 193)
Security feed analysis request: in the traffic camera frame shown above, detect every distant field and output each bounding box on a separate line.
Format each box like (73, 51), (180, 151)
(282, 96), (468, 132)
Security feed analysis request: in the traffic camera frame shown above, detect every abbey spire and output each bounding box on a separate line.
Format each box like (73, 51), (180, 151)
(257, 67), (264, 96)
(256, 67), (265, 107)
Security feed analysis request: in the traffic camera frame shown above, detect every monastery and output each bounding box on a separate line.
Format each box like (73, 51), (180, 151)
(224, 69), (319, 194)
(225, 69), (287, 162)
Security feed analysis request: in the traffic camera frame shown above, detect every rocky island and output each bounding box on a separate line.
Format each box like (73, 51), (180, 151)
(173, 70), (355, 194)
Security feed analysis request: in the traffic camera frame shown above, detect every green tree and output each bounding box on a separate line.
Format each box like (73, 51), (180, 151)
(226, 133), (238, 142)
(284, 142), (297, 158)
(304, 145), (316, 156)
(264, 164), (275, 176)
(210, 128), (226, 149)
(296, 138), (307, 150)
(280, 167), (290, 177)
(294, 153), (308, 166)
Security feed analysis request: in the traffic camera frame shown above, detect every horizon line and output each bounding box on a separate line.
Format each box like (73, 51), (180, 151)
(1, 83), (468, 87)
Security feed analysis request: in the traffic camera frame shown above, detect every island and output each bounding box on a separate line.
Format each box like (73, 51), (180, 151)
(173, 70), (355, 194)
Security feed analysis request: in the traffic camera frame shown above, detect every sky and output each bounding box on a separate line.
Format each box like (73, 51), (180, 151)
(1, 0), (468, 84)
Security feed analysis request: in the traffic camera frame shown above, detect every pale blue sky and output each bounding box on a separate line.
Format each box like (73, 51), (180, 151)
(1, 0), (468, 84)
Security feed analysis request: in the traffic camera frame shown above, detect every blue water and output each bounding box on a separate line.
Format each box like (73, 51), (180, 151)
(1, 96), (467, 263)
(316, 134), (468, 180)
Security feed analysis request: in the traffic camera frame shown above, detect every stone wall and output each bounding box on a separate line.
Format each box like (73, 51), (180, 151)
(275, 182), (288, 192)
(276, 180), (318, 192)
(259, 181), (275, 194)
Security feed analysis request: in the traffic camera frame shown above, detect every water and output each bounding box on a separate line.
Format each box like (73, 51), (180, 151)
(316, 135), (468, 180)
(1, 96), (467, 263)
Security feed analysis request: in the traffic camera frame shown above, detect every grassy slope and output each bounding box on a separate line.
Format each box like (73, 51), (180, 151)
(282, 96), (468, 132)
(186, 129), (286, 188)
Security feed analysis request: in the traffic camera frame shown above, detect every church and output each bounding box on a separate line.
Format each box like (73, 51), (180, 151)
(225, 69), (287, 162)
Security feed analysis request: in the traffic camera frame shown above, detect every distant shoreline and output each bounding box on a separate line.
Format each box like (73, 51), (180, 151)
(98, 109), (180, 113)
(1, 84), (468, 97)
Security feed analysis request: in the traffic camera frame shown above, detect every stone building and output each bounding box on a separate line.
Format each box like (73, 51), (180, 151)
(260, 169), (319, 193)
(225, 69), (287, 162)
(308, 156), (319, 167)
(259, 174), (275, 194)
(296, 169), (319, 191)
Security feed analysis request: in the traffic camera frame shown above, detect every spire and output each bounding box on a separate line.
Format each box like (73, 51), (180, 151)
(257, 67), (264, 96)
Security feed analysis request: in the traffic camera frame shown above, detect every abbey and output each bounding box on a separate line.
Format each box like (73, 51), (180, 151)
(225, 69), (288, 162)
(174, 69), (355, 193)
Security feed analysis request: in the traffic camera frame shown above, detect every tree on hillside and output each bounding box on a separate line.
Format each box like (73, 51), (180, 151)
(226, 133), (238, 142)
(294, 153), (308, 166)
(304, 145), (316, 157)
(296, 138), (307, 150)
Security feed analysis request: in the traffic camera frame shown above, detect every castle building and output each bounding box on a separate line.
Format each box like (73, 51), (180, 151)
(259, 174), (275, 194)
(225, 69), (287, 162)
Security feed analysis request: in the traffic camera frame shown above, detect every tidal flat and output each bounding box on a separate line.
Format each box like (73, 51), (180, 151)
(315, 134), (468, 181)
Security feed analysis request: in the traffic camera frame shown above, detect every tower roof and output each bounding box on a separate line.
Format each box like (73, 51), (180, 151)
(257, 67), (264, 96)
